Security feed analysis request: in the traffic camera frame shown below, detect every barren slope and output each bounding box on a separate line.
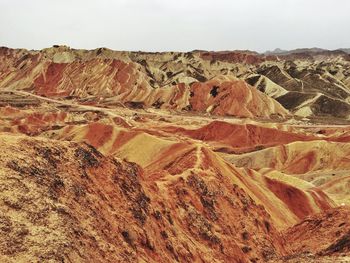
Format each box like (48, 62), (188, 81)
(0, 46), (350, 262)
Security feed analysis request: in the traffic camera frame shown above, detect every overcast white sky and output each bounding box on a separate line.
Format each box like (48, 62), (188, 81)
(0, 0), (349, 52)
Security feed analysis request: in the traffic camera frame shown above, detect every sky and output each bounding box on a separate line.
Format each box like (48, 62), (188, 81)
(0, 0), (349, 52)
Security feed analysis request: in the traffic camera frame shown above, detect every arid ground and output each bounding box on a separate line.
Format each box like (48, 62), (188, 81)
(0, 46), (350, 262)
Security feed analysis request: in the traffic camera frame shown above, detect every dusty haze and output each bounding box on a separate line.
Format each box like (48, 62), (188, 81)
(0, 0), (349, 52)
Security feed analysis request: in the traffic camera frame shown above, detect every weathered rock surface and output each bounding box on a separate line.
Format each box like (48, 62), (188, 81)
(0, 46), (350, 262)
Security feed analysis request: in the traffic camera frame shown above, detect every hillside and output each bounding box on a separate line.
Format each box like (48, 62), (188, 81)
(0, 46), (349, 262)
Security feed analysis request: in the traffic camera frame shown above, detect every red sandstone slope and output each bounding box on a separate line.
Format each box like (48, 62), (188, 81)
(284, 206), (350, 257)
(189, 77), (288, 118)
(0, 129), (343, 262)
(164, 121), (316, 153)
(228, 140), (350, 175)
(0, 104), (347, 262)
(41, 120), (335, 229)
(0, 134), (289, 263)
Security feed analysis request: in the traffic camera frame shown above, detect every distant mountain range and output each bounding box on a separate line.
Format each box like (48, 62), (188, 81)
(339, 48), (350, 54)
(265, 47), (350, 55)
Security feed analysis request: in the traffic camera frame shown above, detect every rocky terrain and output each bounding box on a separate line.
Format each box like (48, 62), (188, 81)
(0, 46), (350, 262)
